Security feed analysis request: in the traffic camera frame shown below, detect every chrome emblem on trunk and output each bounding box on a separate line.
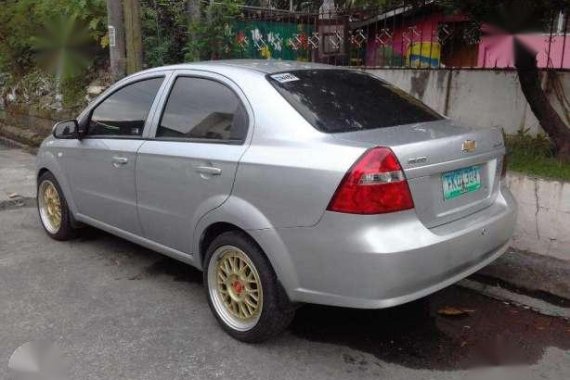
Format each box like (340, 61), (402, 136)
(462, 140), (477, 153)
(408, 156), (427, 165)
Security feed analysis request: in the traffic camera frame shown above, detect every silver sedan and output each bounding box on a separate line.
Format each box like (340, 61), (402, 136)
(36, 60), (517, 342)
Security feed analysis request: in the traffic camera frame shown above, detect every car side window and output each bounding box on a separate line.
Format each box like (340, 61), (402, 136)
(87, 77), (164, 137)
(156, 77), (248, 142)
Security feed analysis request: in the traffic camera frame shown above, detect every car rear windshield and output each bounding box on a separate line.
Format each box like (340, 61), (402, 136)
(267, 69), (443, 133)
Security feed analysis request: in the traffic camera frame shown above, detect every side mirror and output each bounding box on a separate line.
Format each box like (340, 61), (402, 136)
(52, 120), (79, 139)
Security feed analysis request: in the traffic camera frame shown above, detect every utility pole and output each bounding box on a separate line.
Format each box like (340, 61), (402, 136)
(186, 0), (201, 62)
(106, 0), (126, 80)
(123, 0), (144, 74)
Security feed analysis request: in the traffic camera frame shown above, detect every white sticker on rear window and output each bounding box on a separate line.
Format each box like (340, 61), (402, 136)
(270, 73), (300, 83)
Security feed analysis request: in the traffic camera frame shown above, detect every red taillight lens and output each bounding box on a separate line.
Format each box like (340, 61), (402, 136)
(327, 147), (415, 214)
(501, 154), (507, 179)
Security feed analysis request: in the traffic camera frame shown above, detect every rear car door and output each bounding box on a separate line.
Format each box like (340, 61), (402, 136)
(62, 74), (167, 234)
(136, 71), (252, 253)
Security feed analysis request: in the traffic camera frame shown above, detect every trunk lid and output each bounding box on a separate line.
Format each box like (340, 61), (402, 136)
(332, 120), (506, 228)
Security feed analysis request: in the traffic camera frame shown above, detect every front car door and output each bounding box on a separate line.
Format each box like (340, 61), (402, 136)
(61, 73), (168, 235)
(136, 71), (252, 253)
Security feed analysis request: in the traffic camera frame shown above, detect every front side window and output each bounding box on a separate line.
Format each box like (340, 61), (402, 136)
(268, 69), (443, 133)
(88, 77), (164, 137)
(157, 77), (248, 142)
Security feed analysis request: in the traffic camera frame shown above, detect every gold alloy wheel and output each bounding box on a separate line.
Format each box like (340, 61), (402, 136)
(208, 246), (263, 331)
(38, 180), (62, 234)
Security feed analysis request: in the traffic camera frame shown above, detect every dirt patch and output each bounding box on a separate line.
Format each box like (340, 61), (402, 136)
(0, 196), (36, 211)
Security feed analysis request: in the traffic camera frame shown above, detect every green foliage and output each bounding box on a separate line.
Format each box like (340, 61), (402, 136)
(506, 129), (570, 181)
(184, 0), (245, 62)
(0, 0), (107, 103)
(141, 0), (188, 68)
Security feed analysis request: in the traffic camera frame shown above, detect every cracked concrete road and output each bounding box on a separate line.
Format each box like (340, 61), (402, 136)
(1, 141), (570, 380)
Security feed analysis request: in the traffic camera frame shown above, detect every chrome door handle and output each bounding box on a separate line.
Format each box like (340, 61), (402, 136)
(195, 166), (222, 175)
(112, 156), (129, 167)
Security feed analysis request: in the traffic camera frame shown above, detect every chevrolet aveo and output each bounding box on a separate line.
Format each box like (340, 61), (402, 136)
(36, 60), (517, 342)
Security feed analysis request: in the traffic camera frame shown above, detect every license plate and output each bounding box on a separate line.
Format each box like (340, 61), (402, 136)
(442, 166), (481, 201)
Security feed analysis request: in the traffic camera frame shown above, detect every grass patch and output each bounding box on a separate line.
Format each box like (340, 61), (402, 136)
(506, 131), (570, 181)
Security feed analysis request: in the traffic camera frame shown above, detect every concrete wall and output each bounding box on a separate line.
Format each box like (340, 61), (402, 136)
(507, 173), (570, 261)
(369, 69), (570, 136)
(0, 103), (79, 146)
(370, 69), (570, 261)
(0, 104), (76, 135)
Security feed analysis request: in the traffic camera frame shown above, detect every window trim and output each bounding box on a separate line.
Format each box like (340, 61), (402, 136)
(83, 75), (167, 140)
(153, 74), (250, 145)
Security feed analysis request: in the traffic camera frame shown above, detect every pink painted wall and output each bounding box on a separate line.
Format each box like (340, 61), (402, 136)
(478, 34), (570, 69)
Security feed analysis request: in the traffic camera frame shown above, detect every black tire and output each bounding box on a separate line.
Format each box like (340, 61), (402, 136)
(203, 230), (295, 343)
(37, 171), (77, 241)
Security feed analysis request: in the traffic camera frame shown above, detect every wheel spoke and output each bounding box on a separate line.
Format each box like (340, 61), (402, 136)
(248, 292), (259, 302)
(213, 246), (263, 324)
(244, 296), (257, 309)
(239, 302), (249, 318)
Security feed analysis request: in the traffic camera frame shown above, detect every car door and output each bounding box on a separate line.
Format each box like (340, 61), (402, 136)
(61, 74), (168, 235)
(136, 71), (252, 253)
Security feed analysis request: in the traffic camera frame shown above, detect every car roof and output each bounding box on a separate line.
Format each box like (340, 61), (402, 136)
(139, 59), (338, 77)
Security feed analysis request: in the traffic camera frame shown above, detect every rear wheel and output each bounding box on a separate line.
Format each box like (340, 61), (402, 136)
(37, 172), (76, 241)
(204, 231), (295, 343)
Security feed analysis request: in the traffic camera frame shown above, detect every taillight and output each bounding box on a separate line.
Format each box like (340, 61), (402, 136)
(327, 147), (415, 214)
(501, 155), (507, 179)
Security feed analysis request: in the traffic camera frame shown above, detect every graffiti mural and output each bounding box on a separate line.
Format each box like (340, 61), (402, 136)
(406, 42), (441, 68)
(233, 21), (315, 60)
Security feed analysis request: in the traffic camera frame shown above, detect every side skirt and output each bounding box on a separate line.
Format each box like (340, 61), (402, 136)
(76, 213), (199, 268)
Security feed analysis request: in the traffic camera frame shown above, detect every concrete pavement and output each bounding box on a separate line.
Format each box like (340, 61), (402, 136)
(0, 139), (35, 203)
(1, 141), (570, 379)
(2, 206), (570, 379)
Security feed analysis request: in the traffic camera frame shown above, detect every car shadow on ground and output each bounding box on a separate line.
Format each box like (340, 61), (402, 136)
(289, 287), (570, 370)
(77, 227), (570, 371)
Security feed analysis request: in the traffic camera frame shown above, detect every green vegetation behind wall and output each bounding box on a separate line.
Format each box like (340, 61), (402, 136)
(506, 130), (570, 181)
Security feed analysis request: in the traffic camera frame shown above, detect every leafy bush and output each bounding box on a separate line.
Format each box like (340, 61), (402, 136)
(0, 0), (107, 104)
(141, 0), (188, 68)
(184, 0), (245, 62)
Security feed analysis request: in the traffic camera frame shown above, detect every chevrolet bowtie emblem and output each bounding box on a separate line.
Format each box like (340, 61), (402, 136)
(462, 140), (477, 153)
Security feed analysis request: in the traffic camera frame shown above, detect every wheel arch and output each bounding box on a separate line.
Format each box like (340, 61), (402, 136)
(199, 222), (245, 266)
(194, 197), (300, 297)
(36, 150), (79, 217)
(37, 167), (50, 181)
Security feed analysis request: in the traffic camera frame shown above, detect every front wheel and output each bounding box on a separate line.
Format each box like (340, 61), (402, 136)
(37, 172), (77, 241)
(204, 231), (295, 343)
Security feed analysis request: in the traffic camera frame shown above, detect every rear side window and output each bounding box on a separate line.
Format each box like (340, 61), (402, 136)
(268, 70), (442, 133)
(88, 77), (164, 137)
(156, 77), (248, 142)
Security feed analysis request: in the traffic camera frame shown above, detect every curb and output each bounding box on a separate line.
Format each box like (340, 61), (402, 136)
(0, 123), (43, 151)
(459, 278), (570, 319)
(462, 248), (570, 319)
(0, 135), (37, 153)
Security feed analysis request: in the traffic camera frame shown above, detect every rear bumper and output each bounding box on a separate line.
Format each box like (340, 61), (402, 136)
(251, 185), (517, 309)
